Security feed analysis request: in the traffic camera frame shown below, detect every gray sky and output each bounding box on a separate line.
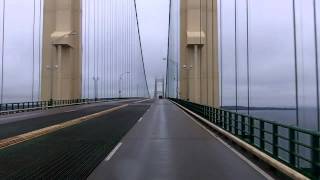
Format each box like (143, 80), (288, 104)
(136, 0), (169, 95)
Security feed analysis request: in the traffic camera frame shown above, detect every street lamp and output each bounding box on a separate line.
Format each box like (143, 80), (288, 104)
(119, 72), (130, 98)
(93, 77), (99, 100)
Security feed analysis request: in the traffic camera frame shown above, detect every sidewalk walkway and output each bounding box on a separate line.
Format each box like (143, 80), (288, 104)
(88, 99), (269, 180)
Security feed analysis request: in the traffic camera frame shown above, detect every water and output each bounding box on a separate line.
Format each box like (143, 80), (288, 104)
(238, 108), (319, 131)
(231, 108), (318, 170)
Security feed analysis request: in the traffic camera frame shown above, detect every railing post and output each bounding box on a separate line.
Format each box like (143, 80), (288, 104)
(249, 117), (254, 144)
(213, 108), (218, 124)
(228, 112), (232, 132)
(241, 116), (245, 137)
(289, 129), (296, 166)
(217, 109), (220, 124)
(223, 111), (227, 129)
(272, 124), (278, 158)
(260, 121), (265, 150)
(234, 114), (238, 136)
(312, 134), (320, 178)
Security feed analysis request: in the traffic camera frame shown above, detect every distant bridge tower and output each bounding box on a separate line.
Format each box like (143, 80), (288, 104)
(154, 78), (165, 98)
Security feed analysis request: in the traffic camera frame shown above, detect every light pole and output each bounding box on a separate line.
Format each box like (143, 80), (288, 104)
(119, 72), (130, 98)
(93, 77), (99, 100)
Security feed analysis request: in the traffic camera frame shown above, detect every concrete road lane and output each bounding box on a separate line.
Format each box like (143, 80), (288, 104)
(89, 100), (270, 180)
(0, 99), (143, 140)
(0, 101), (152, 179)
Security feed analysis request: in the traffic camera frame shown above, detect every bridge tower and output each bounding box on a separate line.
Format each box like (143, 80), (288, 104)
(154, 78), (165, 98)
(179, 0), (219, 106)
(41, 0), (81, 101)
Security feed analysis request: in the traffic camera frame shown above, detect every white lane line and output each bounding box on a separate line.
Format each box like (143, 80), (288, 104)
(138, 117), (143, 123)
(133, 99), (151, 104)
(65, 109), (77, 113)
(105, 142), (123, 161)
(179, 108), (274, 180)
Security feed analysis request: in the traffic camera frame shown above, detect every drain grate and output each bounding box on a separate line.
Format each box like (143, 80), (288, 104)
(0, 105), (149, 180)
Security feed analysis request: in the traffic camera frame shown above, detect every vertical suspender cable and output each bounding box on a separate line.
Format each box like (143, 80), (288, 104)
(97, 0), (100, 98)
(313, 0), (320, 131)
(246, 0), (250, 115)
(166, 0), (172, 98)
(134, 0), (149, 97)
(129, 2), (131, 97)
(219, 0), (223, 107)
(234, 0), (238, 112)
(127, 1), (129, 97)
(1, 0), (6, 104)
(199, 0), (202, 102)
(129, 1), (132, 97)
(38, 0), (42, 100)
(98, 0), (100, 98)
(112, 0), (115, 97)
(94, 0), (97, 99)
(124, 1), (126, 97)
(108, 0), (111, 98)
(87, 0), (90, 98)
(101, 0), (104, 98)
(103, 0), (106, 98)
(83, 0), (86, 98)
(293, 1), (301, 167)
(292, 0), (299, 127)
(31, 0), (36, 102)
(206, 0), (209, 105)
(126, 1), (129, 97)
(125, 1), (127, 97)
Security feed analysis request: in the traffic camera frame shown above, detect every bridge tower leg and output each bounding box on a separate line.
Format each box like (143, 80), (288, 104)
(180, 0), (219, 107)
(41, 0), (82, 101)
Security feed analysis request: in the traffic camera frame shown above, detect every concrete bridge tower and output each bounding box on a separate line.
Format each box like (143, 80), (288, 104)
(179, 0), (220, 107)
(41, 0), (81, 101)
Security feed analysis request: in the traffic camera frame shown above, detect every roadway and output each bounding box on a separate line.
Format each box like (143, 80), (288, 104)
(89, 100), (273, 180)
(0, 99), (152, 179)
(0, 99), (276, 179)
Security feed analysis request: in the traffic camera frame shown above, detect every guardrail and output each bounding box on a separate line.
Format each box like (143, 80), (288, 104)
(170, 98), (319, 179)
(0, 98), (127, 115)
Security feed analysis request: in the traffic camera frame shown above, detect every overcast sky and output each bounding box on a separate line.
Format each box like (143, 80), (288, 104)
(136, 0), (169, 95)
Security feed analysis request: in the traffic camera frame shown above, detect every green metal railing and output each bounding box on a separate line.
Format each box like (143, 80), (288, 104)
(0, 98), (127, 115)
(170, 98), (320, 179)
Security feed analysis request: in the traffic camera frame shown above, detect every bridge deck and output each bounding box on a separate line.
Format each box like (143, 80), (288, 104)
(89, 99), (270, 180)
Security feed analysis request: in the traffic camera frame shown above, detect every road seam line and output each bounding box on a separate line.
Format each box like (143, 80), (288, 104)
(104, 142), (123, 161)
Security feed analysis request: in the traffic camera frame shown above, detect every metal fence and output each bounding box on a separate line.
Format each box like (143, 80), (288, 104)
(170, 98), (320, 179)
(0, 98), (128, 115)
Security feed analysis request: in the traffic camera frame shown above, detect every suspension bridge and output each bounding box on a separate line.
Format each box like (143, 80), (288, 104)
(0, 0), (319, 179)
